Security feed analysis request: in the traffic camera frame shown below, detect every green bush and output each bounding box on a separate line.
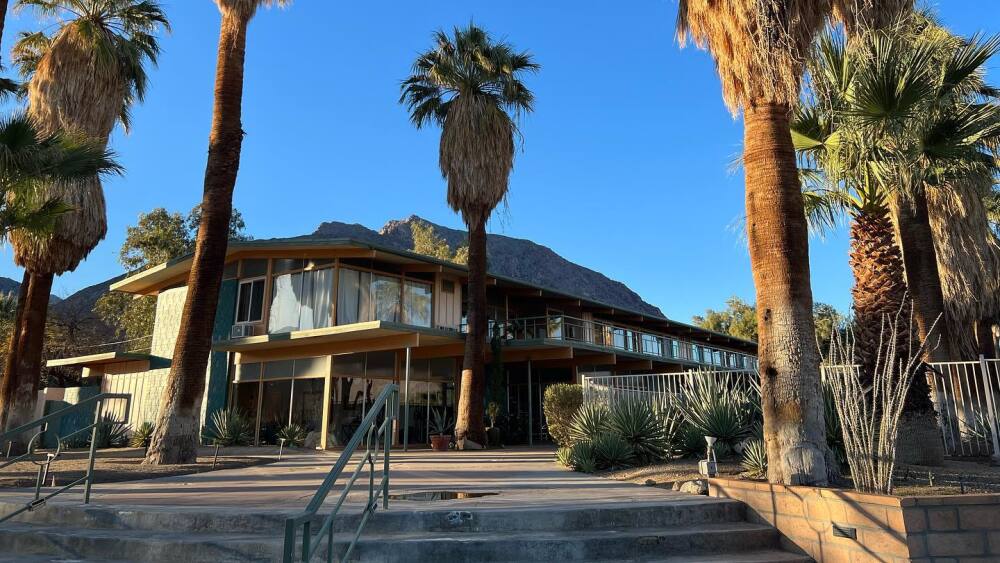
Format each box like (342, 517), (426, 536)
(677, 422), (707, 458)
(608, 399), (669, 463)
(276, 423), (308, 447)
(204, 408), (253, 447)
(542, 384), (583, 446)
(741, 438), (768, 478)
(592, 432), (634, 469)
(93, 414), (130, 449)
(676, 374), (750, 453)
(129, 421), (155, 448)
(568, 403), (610, 444)
(568, 441), (598, 472)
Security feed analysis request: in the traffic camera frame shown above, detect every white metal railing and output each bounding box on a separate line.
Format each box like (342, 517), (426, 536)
(583, 359), (1000, 460)
(478, 315), (757, 371)
(582, 369), (758, 407)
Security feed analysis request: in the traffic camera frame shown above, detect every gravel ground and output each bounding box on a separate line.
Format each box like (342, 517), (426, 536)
(598, 456), (1000, 496)
(0, 447), (274, 489)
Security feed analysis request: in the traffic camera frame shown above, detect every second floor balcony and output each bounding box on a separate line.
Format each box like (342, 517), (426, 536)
(468, 315), (758, 370)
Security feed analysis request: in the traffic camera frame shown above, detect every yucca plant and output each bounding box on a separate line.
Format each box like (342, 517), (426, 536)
(568, 403), (609, 445)
(741, 439), (768, 479)
(129, 421), (155, 448)
(276, 423), (307, 448)
(608, 399), (669, 463)
(568, 440), (598, 473)
(592, 432), (634, 470)
(676, 374), (751, 454)
(203, 407), (253, 447)
(92, 413), (129, 448)
(677, 422), (708, 458)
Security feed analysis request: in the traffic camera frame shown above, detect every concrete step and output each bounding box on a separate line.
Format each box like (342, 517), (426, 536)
(578, 552), (812, 563)
(0, 497), (747, 535)
(0, 521), (783, 562)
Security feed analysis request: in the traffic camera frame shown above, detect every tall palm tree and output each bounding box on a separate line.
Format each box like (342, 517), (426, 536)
(0, 114), (121, 430)
(676, 0), (913, 485)
(792, 31), (935, 416)
(401, 25), (538, 446)
(1, 0), (166, 436)
(144, 0), (286, 465)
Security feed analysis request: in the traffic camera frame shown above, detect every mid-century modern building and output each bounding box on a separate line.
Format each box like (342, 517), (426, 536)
(47, 238), (758, 448)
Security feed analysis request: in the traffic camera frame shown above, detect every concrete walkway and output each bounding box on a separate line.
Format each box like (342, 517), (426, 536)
(5, 447), (701, 514)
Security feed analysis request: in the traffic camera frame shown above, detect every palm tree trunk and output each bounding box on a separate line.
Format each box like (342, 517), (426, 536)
(743, 103), (827, 486)
(0, 0), (9, 49)
(849, 208), (934, 414)
(976, 319), (996, 359)
(1, 271), (53, 452)
(455, 211), (489, 447)
(891, 189), (956, 362)
(0, 270), (30, 430)
(144, 11), (248, 465)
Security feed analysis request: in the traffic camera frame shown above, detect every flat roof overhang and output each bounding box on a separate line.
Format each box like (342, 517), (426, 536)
(45, 352), (156, 370)
(216, 321), (464, 363)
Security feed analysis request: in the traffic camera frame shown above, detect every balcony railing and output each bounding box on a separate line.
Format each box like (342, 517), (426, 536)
(466, 315), (757, 370)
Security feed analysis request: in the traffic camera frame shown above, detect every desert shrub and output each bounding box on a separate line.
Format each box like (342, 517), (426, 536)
(741, 438), (768, 478)
(92, 414), (130, 449)
(556, 446), (574, 468)
(676, 421), (707, 458)
(204, 408), (253, 447)
(823, 383), (846, 467)
(542, 384), (583, 446)
(676, 374), (750, 454)
(592, 432), (634, 469)
(276, 423), (308, 447)
(568, 441), (598, 472)
(607, 399), (669, 463)
(568, 403), (610, 444)
(129, 421), (155, 448)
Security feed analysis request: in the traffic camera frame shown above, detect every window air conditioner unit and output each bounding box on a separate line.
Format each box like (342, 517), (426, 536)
(231, 324), (254, 339)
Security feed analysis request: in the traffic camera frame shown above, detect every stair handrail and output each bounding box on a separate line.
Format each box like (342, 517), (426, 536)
(282, 383), (399, 563)
(0, 392), (131, 525)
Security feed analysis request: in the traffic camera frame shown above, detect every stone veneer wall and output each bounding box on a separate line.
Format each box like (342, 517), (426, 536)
(710, 477), (1000, 562)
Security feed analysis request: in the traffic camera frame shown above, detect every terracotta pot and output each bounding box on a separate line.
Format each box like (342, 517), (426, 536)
(430, 434), (451, 451)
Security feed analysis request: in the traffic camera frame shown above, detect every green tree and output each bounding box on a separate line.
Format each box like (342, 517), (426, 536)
(410, 220), (467, 264)
(145, 0), (285, 466)
(95, 206), (250, 340)
(401, 24), (538, 446)
(2, 0), (167, 437)
(692, 297), (758, 342)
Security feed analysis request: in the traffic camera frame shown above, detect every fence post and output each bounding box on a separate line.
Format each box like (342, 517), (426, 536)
(978, 355), (1000, 463)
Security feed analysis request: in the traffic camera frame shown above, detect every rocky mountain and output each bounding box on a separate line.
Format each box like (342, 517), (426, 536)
(313, 215), (664, 317)
(46, 215), (666, 331)
(0, 276), (61, 303)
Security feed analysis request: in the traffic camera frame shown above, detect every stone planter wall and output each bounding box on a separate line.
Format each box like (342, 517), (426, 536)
(709, 477), (1000, 562)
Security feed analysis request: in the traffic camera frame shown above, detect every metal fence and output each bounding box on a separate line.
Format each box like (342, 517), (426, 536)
(582, 359), (1000, 460)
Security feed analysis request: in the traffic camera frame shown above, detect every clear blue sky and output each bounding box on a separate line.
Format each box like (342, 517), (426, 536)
(1, 1), (997, 322)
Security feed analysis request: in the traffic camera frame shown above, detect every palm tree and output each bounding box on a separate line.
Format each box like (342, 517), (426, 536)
(676, 0), (914, 485)
(792, 32), (936, 416)
(144, 0), (286, 465)
(0, 0), (167, 436)
(0, 114), (121, 431)
(400, 25), (538, 447)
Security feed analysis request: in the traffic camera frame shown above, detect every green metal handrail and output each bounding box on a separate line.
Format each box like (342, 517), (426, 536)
(0, 392), (131, 525)
(283, 383), (399, 563)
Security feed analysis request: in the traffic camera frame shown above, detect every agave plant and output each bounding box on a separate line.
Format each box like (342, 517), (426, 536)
(567, 441), (598, 472)
(276, 423), (308, 448)
(741, 438), (768, 478)
(676, 422), (708, 458)
(568, 403), (610, 445)
(676, 374), (751, 454)
(591, 432), (634, 470)
(607, 399), (669, 463)
(129, 421), (155, 448)
(429, 408), (455, 436)
(203, 408), (253, 447)
(92, 413), (130, 449)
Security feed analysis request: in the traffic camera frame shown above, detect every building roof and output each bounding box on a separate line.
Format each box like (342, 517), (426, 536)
(111, 237), (758, 352)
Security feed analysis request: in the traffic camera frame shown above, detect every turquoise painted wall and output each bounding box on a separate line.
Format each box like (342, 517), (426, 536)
(203, 279), (238, 423)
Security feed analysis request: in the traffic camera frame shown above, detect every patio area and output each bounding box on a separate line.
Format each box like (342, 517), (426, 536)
(3, 446), (700, 513)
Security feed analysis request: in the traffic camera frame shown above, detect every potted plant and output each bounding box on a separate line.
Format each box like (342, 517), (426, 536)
(429, 408), (454, 451)
(486, 401), (502, 447)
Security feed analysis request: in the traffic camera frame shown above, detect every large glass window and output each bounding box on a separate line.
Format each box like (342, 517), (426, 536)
(235, 278), (265, 324)
(337, 268), (371, 325)
(403, 281), (432, 327)
(259, 379), (292, 444)
(268, 268), (334, 333)
(372, 275), (400, 322)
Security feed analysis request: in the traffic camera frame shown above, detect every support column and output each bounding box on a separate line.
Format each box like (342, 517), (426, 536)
(527, 359), (533, 446)
(403, 347), (411, 451)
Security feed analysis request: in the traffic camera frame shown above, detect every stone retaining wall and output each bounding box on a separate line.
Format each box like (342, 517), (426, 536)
(709, 477), (1000, 562)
